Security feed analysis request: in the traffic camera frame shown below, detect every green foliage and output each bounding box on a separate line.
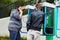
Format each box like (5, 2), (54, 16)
(0, 0), (28, 18)
(21, 37), (27, 40)
(0, 36), (27, 40)
(46, 0), (54, 3)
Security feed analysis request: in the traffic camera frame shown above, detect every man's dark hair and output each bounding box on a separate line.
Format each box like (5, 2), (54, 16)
(15, 3), (21, 8)
(35, 3), (40, 7)
(38, 0), (41, 3)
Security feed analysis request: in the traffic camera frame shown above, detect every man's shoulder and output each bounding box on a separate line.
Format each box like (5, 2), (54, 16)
(10, 9), (17, 16)
(39, 10), (44, 15)
(11, 9), (17, 12)
(11, 9), (17, 14)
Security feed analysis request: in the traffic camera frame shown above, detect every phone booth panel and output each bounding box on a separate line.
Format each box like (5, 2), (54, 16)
(42, 2), (56, 36)
(56, 1), (60, 38)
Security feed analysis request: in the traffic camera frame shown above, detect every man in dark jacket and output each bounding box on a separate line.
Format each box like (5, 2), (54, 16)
(27, 3), (44, 40)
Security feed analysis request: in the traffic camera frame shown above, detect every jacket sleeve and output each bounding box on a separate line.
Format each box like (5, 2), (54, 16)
(40, 11), (44, 24)
(26, 14), (31, 31)
(40, 13), (44, 29)
(41, 14), (44, 24)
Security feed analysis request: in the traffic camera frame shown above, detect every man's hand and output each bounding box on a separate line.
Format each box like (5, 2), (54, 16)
(18, 7), (23, 19)
(18, 7), (27, 19)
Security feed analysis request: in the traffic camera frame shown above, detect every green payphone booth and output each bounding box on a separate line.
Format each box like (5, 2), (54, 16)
(42, 2), (56, 40)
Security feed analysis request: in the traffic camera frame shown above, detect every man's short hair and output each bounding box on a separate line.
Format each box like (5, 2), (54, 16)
(15, 3), (21, 8)
(35, 3), (40, 7)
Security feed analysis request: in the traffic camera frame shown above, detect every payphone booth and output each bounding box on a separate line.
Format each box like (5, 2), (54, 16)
(42, 2), (56, 36)
(56, 1), (60, 38)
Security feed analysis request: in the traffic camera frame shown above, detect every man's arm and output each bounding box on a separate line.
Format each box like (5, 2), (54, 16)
(18, 7), (27, 19)
(26, 15), (31, 31)
(18, 7), (23, 19)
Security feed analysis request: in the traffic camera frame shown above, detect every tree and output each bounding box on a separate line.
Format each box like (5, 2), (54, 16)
(46, 0), (54, 3)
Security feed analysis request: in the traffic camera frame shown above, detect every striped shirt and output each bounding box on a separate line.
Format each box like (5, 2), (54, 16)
(8, 9), (22, 31)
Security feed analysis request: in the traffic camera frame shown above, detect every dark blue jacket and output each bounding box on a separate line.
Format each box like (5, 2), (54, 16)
(27, 9), (44, 31)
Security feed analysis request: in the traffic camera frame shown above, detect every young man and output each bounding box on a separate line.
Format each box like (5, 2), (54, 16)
(27, 3), (44, 40)
(8, 4), (26, 40)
